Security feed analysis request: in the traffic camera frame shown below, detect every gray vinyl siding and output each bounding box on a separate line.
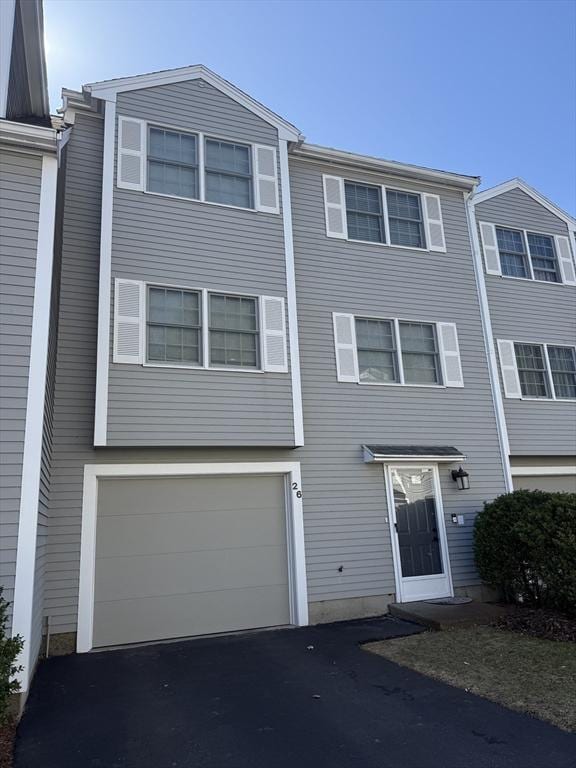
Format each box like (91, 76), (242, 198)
(0, 149), (42, 630)
(46, 106), (507, 634)
(475, 188), (576, 455)
(107, 80), (293, 446)
(290, 158), (507, 597)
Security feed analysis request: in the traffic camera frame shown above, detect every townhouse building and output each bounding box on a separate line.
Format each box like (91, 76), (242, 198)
(1, 52), (574, 702)
(472, 180), (576, 493)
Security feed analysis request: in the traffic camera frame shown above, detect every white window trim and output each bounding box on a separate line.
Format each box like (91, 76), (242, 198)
(353, 313), (449, 388)
(143, 281), (274, 374)
(140, 120), (275, 214)
(337, 178), (432, 252)
(511, 465), (576, 477)
(492, 225), (567, 285)
(512, 340), (576, 402)
(77, 462), (308, 653)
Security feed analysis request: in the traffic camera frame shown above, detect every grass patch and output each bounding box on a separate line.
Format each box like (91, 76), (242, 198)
(365, 626), (576, 732)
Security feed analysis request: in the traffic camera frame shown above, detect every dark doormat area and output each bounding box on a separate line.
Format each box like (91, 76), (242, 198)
(14, 616), (576, 768)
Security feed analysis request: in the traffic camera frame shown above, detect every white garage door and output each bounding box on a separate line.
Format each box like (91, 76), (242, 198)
(513, 474), (576, 493)
(93, 474), (291, 648)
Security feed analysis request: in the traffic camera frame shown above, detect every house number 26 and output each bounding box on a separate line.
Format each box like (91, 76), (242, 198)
(292, 482), (303, 498)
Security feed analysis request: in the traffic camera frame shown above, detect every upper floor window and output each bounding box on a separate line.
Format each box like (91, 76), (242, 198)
(499, 339), (576, 400)
(205, 139), (253, 209)
(209, 293), (259, 368)
(117, 117), (279, 214)
(398, 321), (440, 384)
(481, 222), (572, 284)
(344, 183), (385, 243)
(386, 190), (426, 249)
(323, 174), (446, 253)
(147, 127), (199, 200)
(526, 233), (560, 283)
(348, 316), (452, 387)
(147, 287), (202, 365)
(514, 343), (549, 398)
(547, 345), (576, 399)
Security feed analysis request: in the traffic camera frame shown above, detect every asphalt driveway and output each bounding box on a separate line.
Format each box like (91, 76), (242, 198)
(15, 617), (575, 768)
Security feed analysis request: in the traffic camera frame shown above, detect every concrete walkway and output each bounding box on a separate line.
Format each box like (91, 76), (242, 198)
(389, 600), (510, 630)
(15, 616), (575, 768)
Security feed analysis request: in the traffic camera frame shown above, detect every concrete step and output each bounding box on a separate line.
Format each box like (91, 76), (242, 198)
(389, 600), (509, 630)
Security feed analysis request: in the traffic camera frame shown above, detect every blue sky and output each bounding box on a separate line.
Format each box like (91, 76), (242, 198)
(44, 0), (575, 213)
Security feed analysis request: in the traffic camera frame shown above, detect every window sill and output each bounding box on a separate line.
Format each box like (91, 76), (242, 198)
(143, 361), (265, 374)
(334, 234), (435, 254)
(138, 189), (279, 216)
(517, 396), (576, 403)
(490, 273), (568, 287)
(356, 381), (446, 389)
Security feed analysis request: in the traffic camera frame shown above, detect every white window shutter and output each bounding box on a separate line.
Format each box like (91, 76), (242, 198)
(323, 175), (347, 239)
(555, 235), (576, 285)
(423, 194), (446, 252)
(479, 222), (502, 275)
(254, 145), (279, 214)
(261, 296), (288, 372)
(437, 323), (464, 387)
(497, 339), (522, 398)
(117, 117), (146, 191)
(332, 313), (358, 382)
(113, 279), (144, 364)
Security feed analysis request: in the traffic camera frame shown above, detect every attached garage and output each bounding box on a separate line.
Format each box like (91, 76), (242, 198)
(78, 464), (307, 652)
(513, 474), (576, 493)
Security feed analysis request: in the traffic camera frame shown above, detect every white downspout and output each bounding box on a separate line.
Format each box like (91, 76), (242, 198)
(464, 190), (513, 493)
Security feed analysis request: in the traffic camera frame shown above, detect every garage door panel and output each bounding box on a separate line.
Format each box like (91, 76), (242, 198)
(93, 474), (292, 648)
(96, 507), (287, 557)
(98, 476), (285, 516)
(95, 546), (289, 601)
(514, 474), (576, 493)
(93, 584), (291, 648)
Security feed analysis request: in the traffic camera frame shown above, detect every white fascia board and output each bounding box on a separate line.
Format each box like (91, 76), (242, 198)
(293, 143), (480, 191)
(0, 120), (58, 154)
(472, 178), (576, 232)
(84, 65), (303, 142)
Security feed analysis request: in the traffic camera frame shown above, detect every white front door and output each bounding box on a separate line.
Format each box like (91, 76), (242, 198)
(384, 464), (453, 603)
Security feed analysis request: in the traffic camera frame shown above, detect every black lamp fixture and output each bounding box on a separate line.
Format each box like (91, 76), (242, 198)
(451, 465), (470, 490)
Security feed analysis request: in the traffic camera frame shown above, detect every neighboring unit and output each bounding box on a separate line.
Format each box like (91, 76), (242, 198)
(472, 179), (576, 493)
(0, 0), (59, 694)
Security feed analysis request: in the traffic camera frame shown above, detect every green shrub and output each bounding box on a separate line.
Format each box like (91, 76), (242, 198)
(0, 587), (23, 724)
(474, 489), (576, 614)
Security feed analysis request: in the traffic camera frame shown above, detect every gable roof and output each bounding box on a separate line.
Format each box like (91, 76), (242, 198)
(83, 65), (303, 142)
(472, 178), (576, 232)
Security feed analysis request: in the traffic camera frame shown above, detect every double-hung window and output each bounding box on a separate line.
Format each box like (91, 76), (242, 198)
(205, 139), (253, 209)
(495, 227), (529, 278)
(547, 346), (576, 399)
(355, 318), (397, 382)
(526, 233), (560, 282)
(147, 287), (202, 364)
(354, 318), (442, 385)
(514, 343), (550, 398)
(399, 322), (441, 384)
(344, 183), (385, 243)
(209, 294), (259, 368)
(386, 190), (426, 249)
(147, 127), (199, 200)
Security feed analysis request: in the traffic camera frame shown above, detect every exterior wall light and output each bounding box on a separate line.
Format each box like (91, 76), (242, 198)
(451, 466), (470, 490)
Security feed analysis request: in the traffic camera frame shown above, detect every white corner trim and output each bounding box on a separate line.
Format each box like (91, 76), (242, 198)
(279, 139), (304, 446)
(84, 66), (302, 142)
(465, 192), (513, 492)
(0, 0), (15, 118)
(11, 154), (58, 693)
(472, 178), (576, 232)
(77, 462), (308, 653)
(93, 99), (116, 446)
(511, 465), (576, 477)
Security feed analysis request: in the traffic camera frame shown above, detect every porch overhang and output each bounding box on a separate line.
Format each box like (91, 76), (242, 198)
(362, 445), (467, 463)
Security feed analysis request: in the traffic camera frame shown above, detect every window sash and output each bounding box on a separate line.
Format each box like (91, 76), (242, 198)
(398, 322), (441, 384)
(526, 232), (560, 283)
(147, 127), (199, 200)
(355, 318), (398, 382)
(386, 189), (426, 249)
(548, 345), (576, 399)
(496, 227), (563, 283)
(514, 343), (550, 398)
(205, 138), (253, 208)
(496, 227), (529, 278)
(345, 183), (385, 243)
(146, 287), (202, 365)
(208, 293), (259, 368)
